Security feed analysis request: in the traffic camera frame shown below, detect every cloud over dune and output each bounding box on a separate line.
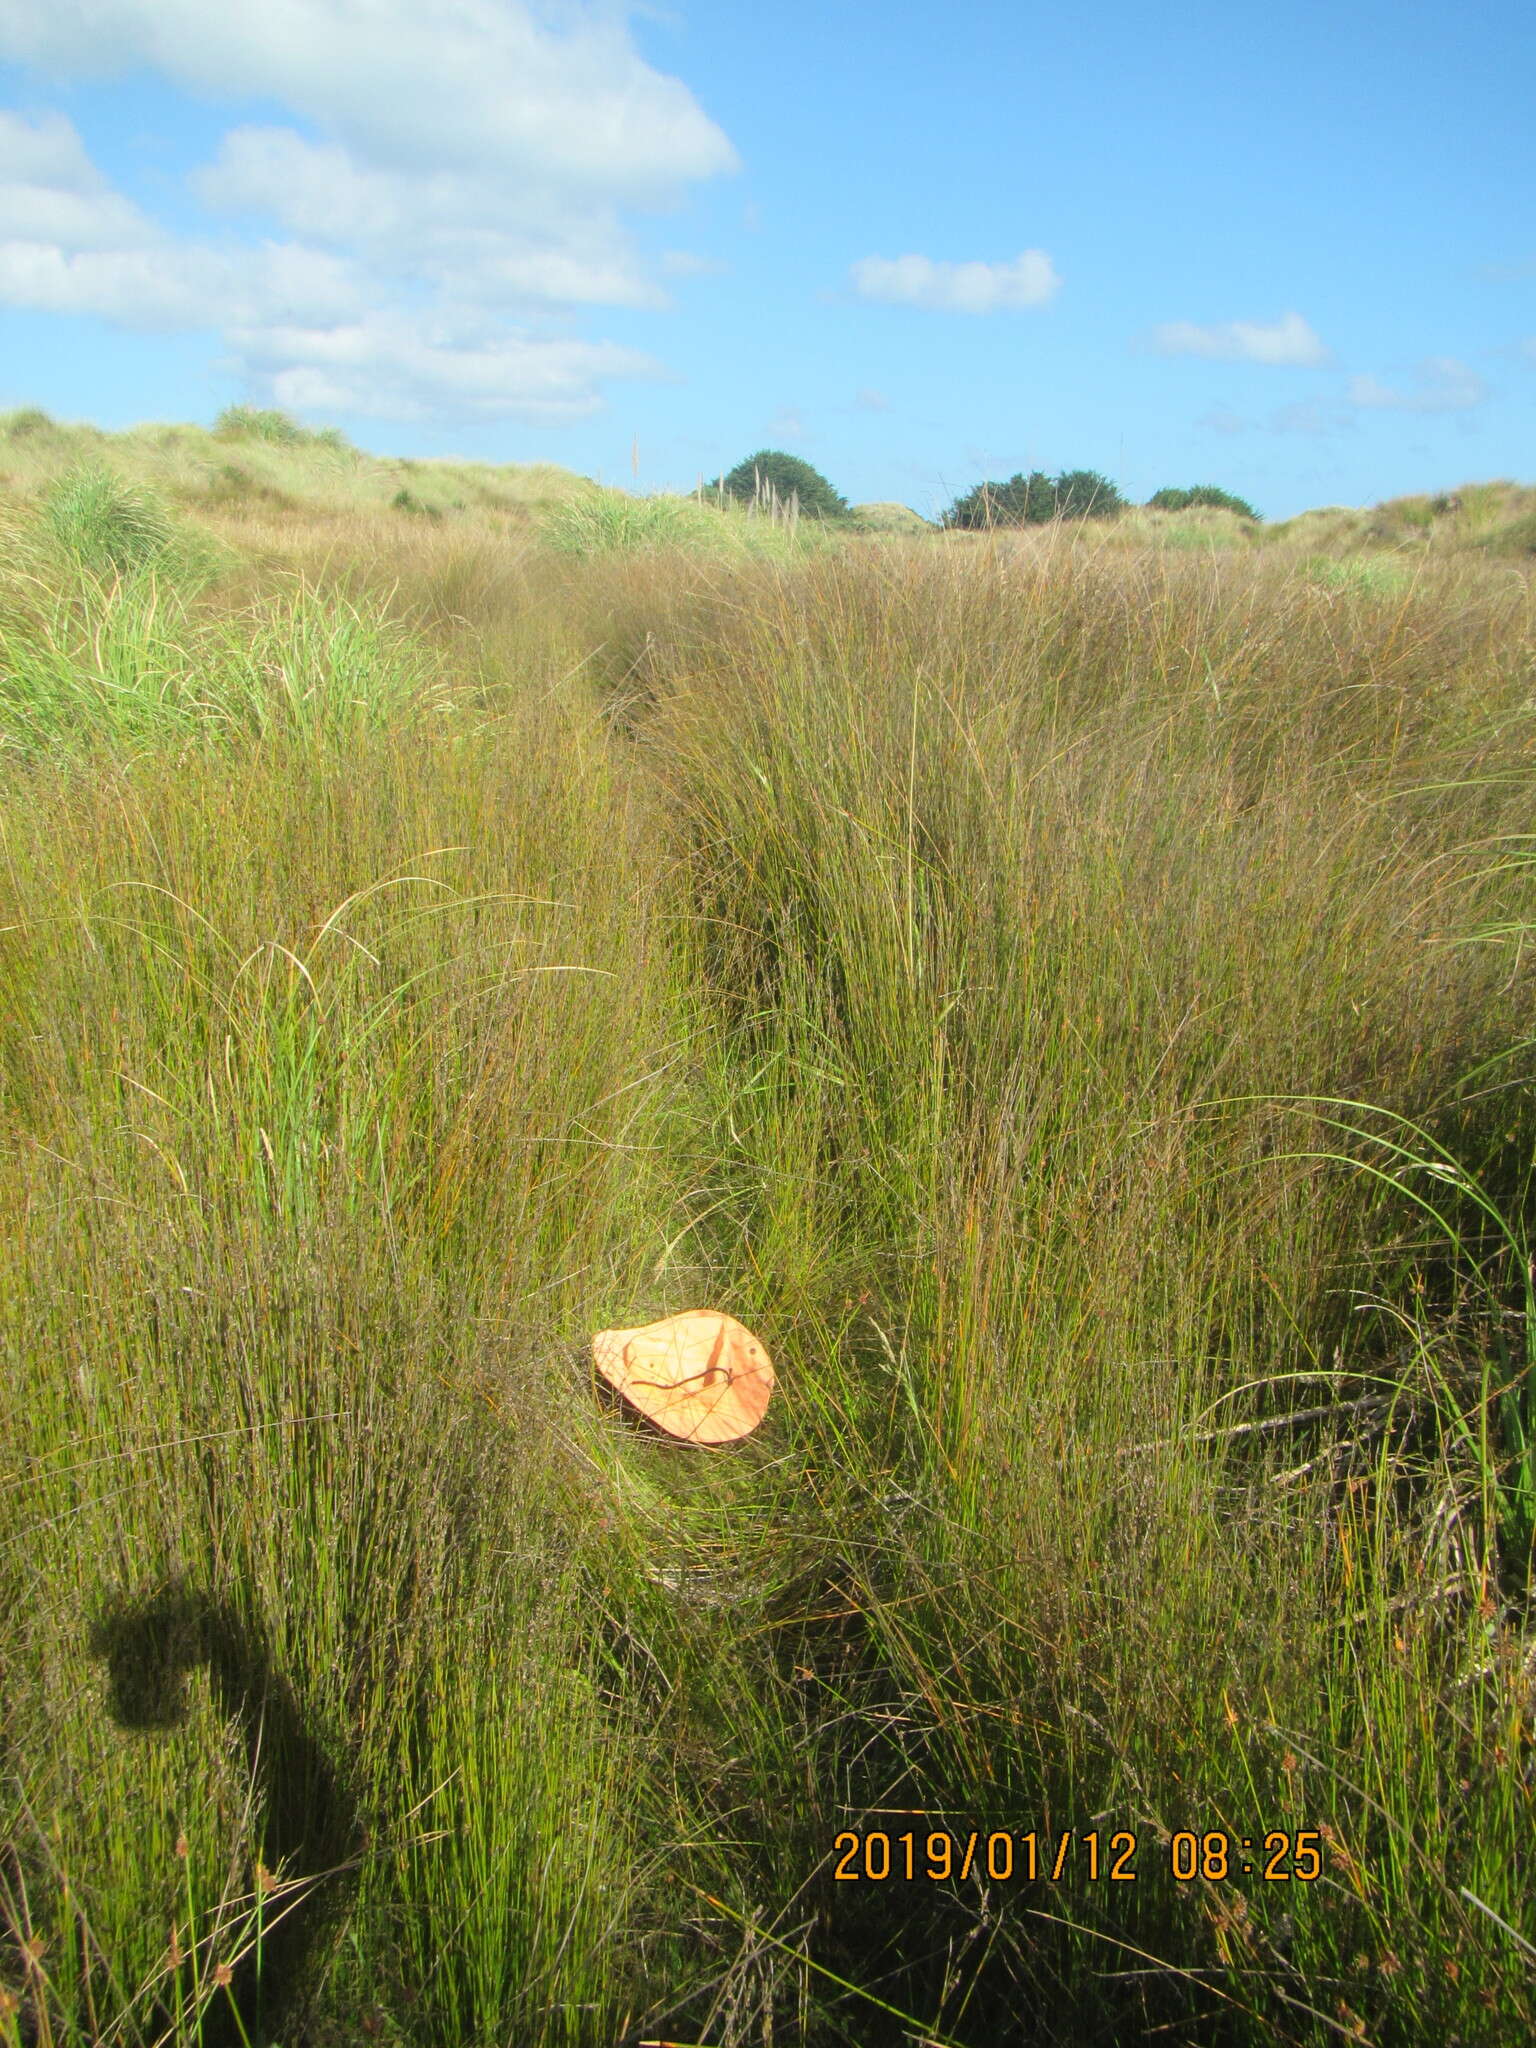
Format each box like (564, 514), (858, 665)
(0, 0), (737, 194)
(1347, 358), (1488, 413)
(0, 1), (732, 421)
(850, 250), (1060, 314)
(1152, 311), (1330, 367)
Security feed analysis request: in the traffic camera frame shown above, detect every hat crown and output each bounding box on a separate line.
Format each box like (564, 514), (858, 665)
(593, 1310), (774, 1444)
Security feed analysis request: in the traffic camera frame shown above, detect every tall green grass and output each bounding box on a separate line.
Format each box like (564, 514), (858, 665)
(0, 485), (462, 762)
(538, 486), (835, 562)
(2, 500), (1535, 2044)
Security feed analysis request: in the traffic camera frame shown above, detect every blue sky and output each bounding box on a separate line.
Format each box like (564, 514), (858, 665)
(0, 1), (1531, 521)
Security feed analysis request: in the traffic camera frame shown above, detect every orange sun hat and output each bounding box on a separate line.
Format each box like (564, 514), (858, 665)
(592, 1310), (775, 1445)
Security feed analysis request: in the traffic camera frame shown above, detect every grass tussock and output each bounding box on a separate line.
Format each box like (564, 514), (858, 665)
(1, 443), (1535, 2046)
(0, 508), (457, 766)
(33, 463), (226, 586)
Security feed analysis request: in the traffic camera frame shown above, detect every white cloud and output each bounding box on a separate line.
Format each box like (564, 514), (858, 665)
(0, 0), (737, 195)
(234, 312), (663, 424)
(1346, 358), (1488, 413)
(193, 130), (415, 246)
(0, 115), (366, 330)
(1196, 407), (1248, 435)
(1269, 398), (1355, 438)
(854, 388), (890, 412)
(192, 126), (668, 309)
(763, 407), (805, 442)
(658, 249), (722, 279)
(1151, 311), (1330, 367)
(0, 108), (149, 249)
(249, 241), (372, 323)
(0, 3), (738, 424)
(0, 236), (368, 330)
(0, 240), (208, 326)
(850, 250), (1060, 314)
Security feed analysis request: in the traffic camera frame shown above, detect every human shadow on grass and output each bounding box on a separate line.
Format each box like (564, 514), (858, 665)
(89, 1580), (359, 2048)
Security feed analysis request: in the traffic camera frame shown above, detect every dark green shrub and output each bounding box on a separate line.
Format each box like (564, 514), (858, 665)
(944, 472), (1047, 528)
(1052, 468), (1126, 518)
(711, 450), (850, 520)
(1148, 485), (1261, 520)
(943, 468), (1125, 529)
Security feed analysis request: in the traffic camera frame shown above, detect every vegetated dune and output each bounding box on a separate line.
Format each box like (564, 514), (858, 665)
(0, 402), (594, 532)
(1265, 479), (1536, 557)
(2, 408), (1536, 2047)
(3, 403), (1532, 565)
(849, 499), (934, 532)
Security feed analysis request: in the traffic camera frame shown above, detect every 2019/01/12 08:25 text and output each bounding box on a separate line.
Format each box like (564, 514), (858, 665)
(831, 1829), (1327, 1885)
